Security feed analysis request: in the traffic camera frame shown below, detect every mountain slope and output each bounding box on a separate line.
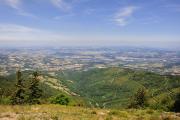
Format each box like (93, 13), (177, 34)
(58, 67), (180, 108)
(0, 68), (179, 109)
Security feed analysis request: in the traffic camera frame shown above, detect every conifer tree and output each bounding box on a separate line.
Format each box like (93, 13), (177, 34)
(129, 88), (147, 108)
(172, 93), (180, 112)
(11, 70), (25, 105)
(28, 71), (42, 104)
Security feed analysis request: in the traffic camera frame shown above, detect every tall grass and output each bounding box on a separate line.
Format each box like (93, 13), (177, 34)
(0, 105), (179, 120)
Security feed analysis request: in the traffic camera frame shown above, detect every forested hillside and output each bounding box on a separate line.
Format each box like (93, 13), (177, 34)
(58, 67), (180, 110)
(0, 71), (85, 106)
(0, 67), (179, 111)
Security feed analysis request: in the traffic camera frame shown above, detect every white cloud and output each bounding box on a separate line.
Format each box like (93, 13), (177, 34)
(0, 24), (179, 49)
(3, 0), (74, 17)
(0, 24), (40, 33)
(53, 13), (75, 20)
(3, 0), (36, 18)
(0, 24), (105, 46)
(51, 0), (71, 11)
(0, 24), (64, 41)
(114, 6), (138, 26)
(17, 10), (37, 18)
(4, 0), (21, 9)
(84, 8), (96, 15)
(161, 4), (180, 12)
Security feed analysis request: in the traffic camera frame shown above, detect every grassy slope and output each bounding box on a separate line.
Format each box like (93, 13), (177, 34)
(0, 105), (179, 120)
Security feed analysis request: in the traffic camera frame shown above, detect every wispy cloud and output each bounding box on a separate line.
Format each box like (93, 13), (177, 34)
(0, 24), (40, 33)
(161, 4), (180, 12)
(3, 0), (37, 18)
(4, 0), (21, 9)
(114, 6), (138, 26)
(53, 13), (75, 20)
(0, 24), (179, 48)
(84, 8), (96, 15)
(0, 24), (63, 41)
(17, 11), (37, 18)
(51, 0), (71, 11)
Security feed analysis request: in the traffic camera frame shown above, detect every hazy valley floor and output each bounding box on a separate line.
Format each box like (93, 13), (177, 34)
(0, 105), (179, 120)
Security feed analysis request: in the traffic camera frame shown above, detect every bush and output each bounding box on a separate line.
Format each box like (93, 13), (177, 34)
(0, 97), (11, 104)
(150, 95), (174, 111)
(91, 110), (97, 114)
(51, 94), (69, 105)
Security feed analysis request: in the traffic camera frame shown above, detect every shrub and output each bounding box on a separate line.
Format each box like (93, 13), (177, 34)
(150, 95), (174, 111)
(0, 97), (11, 104)
(51, 94), (69, 105)
(91, 110), (97, 114)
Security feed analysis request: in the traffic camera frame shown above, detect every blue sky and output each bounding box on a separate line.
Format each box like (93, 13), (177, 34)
(0, 0), (180, 49)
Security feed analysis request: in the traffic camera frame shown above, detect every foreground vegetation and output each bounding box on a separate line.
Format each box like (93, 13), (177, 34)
(0, 105), (179, 120)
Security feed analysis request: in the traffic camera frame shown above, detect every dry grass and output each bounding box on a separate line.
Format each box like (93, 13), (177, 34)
(0, 105), (179, 120)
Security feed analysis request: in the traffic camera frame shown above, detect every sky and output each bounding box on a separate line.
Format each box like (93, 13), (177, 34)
(0, 0), (180, 49)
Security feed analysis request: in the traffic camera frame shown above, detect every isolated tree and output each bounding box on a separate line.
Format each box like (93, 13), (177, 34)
(129, 88), (147, 108)
(11, 70), (25, 105)
(0, 88), (3, 103)
(27, 71), (42, 104)
(0, 88), (3, 98)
